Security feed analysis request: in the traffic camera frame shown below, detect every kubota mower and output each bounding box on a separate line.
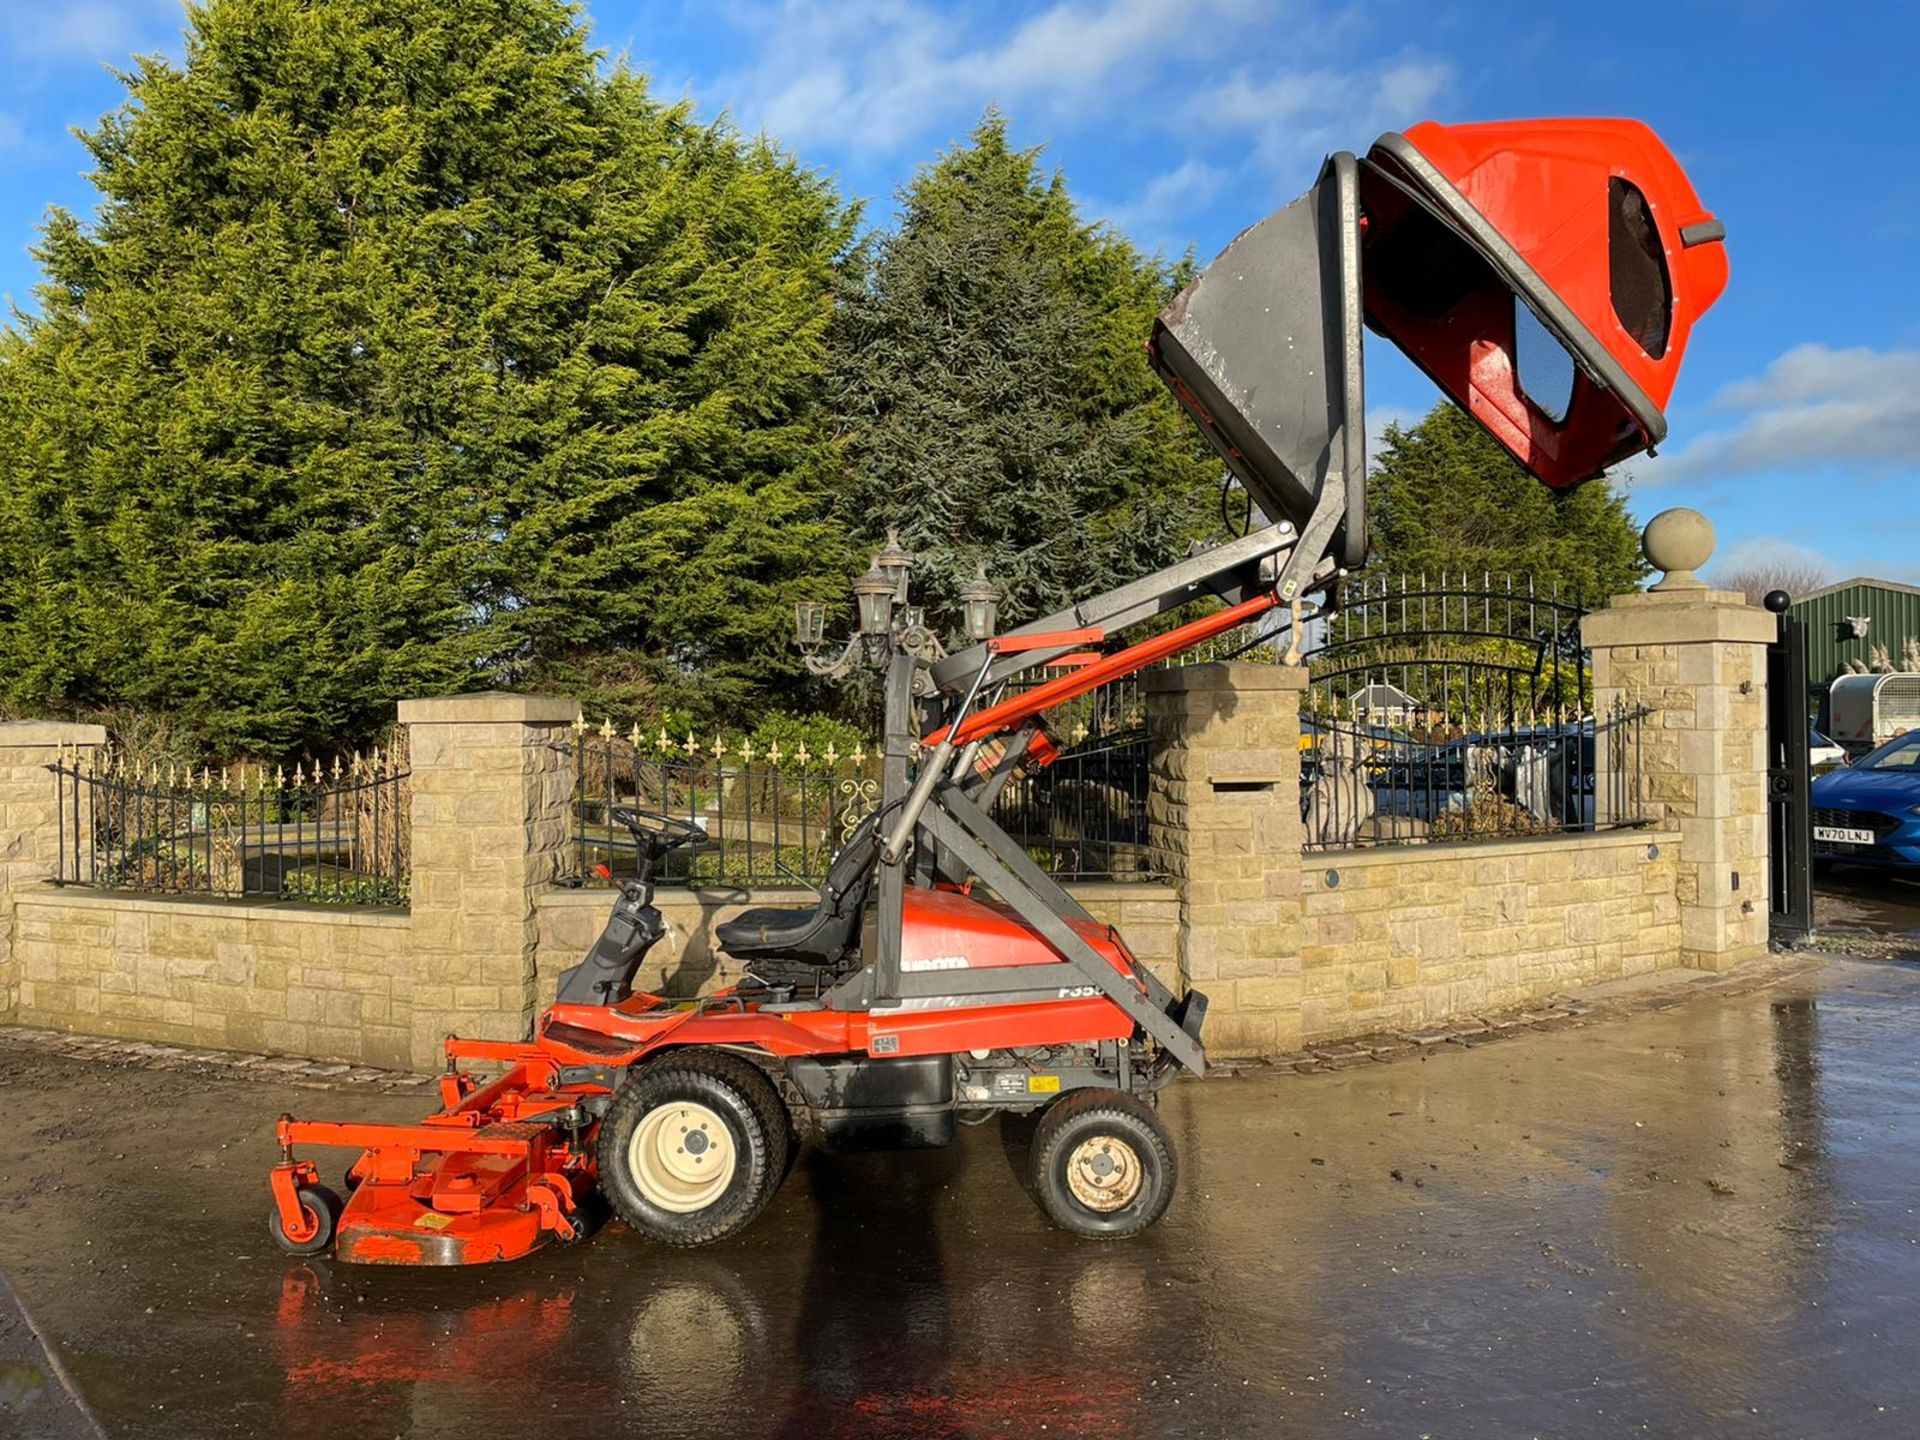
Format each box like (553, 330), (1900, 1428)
(268, 117), (1725, 1263)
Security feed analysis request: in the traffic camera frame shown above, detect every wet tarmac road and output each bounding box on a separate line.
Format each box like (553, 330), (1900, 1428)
(1817, 864), (1920, 943)
(5, 952), (1920, 1439)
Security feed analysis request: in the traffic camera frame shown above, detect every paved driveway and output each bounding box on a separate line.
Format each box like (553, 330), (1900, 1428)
(3, 952), (1918, 1439)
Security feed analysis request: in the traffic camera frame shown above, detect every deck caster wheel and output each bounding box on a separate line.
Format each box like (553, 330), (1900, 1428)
(1030, 1089), (1176, 1239)
(269, 1184), (344, 1257)
(597, 1050), (791, 1247)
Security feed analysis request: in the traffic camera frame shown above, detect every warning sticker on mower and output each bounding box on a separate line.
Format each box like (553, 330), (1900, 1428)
(414, 1212), (454, 1231)
(1027, 1076), (1061, 1094)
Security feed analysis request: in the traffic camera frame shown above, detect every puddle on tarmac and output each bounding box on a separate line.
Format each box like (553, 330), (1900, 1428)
(0, 1358), (51, 1413)
(1815, 868), (1920, 949)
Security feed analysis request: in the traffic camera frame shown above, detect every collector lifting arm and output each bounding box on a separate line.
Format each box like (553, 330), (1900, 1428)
(885, 625), (1113, 865)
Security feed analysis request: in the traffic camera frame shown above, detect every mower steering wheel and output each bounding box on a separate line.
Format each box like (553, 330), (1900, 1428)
(608, 805), (707, 850)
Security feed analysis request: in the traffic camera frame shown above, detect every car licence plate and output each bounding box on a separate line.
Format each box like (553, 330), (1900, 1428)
(1814, 825), (1876, 846)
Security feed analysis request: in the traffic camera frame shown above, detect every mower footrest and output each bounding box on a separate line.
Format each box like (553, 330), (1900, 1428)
(1171, 988), (1208, 1045)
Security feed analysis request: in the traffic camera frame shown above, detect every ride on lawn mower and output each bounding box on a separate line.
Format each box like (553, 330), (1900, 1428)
(268, 117), (1726, 1264)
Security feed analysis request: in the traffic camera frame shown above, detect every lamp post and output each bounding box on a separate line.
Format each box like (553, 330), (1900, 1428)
(793, 540), (1001, 679)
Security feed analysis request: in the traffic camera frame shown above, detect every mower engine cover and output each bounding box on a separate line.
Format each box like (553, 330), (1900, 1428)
(1361, 119), (1727, 488)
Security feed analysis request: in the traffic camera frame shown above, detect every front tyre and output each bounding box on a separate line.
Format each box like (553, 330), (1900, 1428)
(1030, 1089), (1176, 1239)
(597, 1050), (790, 1247)
(268, 1184), (343, 1257)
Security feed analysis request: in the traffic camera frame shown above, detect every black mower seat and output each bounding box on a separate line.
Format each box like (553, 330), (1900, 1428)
(716, 814), (879, 966)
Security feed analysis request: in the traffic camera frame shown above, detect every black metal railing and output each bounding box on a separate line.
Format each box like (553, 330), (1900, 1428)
(568, 721), (1162, 887)
(1296, 574), (1651, 849)
(1307, 572), (1591, 713)
(1301, 694), (1650, 850)
(990, 731), (1160, 880)
(569, 726), (879, 888)
(48, 749), (410, 905)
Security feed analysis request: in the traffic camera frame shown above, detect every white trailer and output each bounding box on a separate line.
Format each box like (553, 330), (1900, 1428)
(1828, 673), (1920, 756)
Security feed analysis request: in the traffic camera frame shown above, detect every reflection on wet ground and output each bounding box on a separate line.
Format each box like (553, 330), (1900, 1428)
(5, 951), (1920, 1438)
(1817, 865), (1920, 946)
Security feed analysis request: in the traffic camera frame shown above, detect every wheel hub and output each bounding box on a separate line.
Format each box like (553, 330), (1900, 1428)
(628, 1101), (737, 1213)
(1065, 1134), (1144, 1212)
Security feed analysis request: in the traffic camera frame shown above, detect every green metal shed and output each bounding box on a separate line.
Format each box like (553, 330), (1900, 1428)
(1790, 577), (1920, 722)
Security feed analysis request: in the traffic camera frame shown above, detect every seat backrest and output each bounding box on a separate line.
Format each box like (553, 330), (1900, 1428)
(818, 812), (880, 916)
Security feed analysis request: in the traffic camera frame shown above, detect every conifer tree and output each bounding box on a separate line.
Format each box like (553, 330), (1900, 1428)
(0, 0), (856, 755)
(1366, 403), (1649, 605)
(829, 114), (1219, 637)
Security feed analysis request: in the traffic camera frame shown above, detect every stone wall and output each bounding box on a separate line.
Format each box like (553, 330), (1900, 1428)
(1141, 663), (1698, 1057)
(1297, 829), (1681, 1042)
(11, 890), (411, 1068)
(9, 878), (1175, 1070)
(1, 722), (106, 1023)
(1583, 588), (1774, 970)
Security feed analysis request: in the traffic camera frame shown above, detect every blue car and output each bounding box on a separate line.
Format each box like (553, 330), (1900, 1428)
(1811, 730), (1920, 868)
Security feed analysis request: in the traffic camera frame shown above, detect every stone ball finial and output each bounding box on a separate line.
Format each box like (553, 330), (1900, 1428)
(1643, 507), (1715, 591)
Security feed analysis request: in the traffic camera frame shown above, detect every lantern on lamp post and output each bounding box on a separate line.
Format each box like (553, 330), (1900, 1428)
(959, 563), (1003, 643)
(852, 567), (897, 637)
(793, 600), (827, 650)
(873, 529), (915, 603)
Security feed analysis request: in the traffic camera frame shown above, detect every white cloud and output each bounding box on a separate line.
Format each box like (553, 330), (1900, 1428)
(697, 0), (1456, 273)
(1, 1), (176, 64)
(715, 0), (1257, 153)
(1196, 55), (1451, 176)
(1086, 159), (1226, 251)
(0, 113), (24, 148)
(1710, 536), (1834, 582)
(1710, 538), (1920, 589)
(705, 0), (1447, 177)
(1647, 343), (1920, 484)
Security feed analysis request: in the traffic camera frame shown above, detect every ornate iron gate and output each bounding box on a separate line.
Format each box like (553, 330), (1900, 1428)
(1299, 575), (1646, 848)
(1765, 596), (1815, 945)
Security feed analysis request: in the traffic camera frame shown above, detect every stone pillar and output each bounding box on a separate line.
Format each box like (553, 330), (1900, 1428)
(399, 693), (580, 1069)
(1581, 510), (1773, 972)
(1144, 663), (1306, 1056)
(0, 721), (109, 1020)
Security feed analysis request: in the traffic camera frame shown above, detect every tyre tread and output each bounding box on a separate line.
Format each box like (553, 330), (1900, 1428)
(598, 1048), (792, 1248)
(1030, 1088), (1177, 1239)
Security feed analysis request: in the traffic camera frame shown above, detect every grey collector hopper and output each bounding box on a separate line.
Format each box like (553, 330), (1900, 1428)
(1148, 152), (1366, 569)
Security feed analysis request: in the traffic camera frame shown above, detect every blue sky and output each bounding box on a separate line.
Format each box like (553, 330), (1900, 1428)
(2, 0), (1916, 587)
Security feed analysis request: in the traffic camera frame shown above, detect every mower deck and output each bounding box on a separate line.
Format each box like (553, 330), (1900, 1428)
(274, 1050), (603, 1265)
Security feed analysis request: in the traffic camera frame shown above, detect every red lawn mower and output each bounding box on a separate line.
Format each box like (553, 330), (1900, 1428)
(268, 117), (1726, 1264)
